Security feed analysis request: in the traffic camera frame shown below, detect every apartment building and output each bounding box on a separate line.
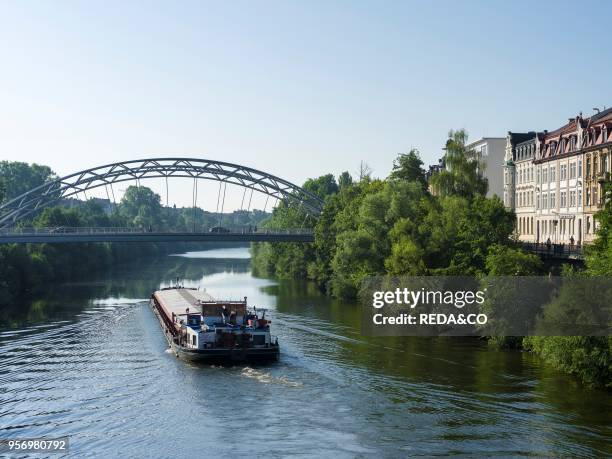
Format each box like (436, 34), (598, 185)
(534, 118), (584, 244)
(504, 108), (612, 245)
(504, 132), (538, 241)
(466, 137), (506, 198)
(582, 107), (612, 242)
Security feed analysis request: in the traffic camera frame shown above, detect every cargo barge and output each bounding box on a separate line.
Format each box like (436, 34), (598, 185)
(150, 285), (279, 363)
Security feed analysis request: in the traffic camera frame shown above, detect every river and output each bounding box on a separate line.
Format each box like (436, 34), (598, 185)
(0, 247), (610, 457)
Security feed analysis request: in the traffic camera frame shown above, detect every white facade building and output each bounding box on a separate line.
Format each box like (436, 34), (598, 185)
(467, 138), (506, 199)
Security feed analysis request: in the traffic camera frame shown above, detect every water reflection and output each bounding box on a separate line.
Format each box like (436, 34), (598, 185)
(0, 253), (250, 329)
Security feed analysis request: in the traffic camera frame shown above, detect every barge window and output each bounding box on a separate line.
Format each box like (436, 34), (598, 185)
(192, 336), (196, 346)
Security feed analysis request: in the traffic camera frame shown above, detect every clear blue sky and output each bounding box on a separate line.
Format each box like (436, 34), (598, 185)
(1, 0), (611, 209)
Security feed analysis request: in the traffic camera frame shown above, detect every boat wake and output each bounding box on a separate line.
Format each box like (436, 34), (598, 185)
(91, 298), (149, 305)
(240, 367), (302, 388)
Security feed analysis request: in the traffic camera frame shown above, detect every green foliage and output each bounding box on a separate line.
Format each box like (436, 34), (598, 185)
(420, 195), (515, 275)
(251, 175), (337, 280)
(487, 336), (524, 349)
(118, 186), (163, 229)
(303, 174), (339, 199)
(585, 181), (612, 275)
(34, 207), (84, 228)
(338, 171), (353, 189)
(252, 158), (515, 297)
(523, 336), (612, 389)
(428, 130), (488, 198)
(0, 161), (55, 203)
(389, 149), (427, 190)
(485, 244), (544, 275)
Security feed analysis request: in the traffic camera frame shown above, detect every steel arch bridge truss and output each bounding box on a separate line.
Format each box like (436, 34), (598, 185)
(0, 158), (324, 228)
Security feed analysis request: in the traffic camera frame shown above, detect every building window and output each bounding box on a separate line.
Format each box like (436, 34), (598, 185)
(578, 189), (582, 207)
(543, 168), (548, 183)
(536, 168), (540, 184)
(578, 159), (582, 177)
(560, 191), (567, 207)
(586, 188), (591, 206)
(560, 164), (567, 180)
(570, 162), (576, 179)
(587, 217), (591, 234)
(570, 190), (576, 207)
(550, 192), (556, 208)
(586, 157), (591, 177)
(571, 136), (576, 151)
(550, 166), (556, 182)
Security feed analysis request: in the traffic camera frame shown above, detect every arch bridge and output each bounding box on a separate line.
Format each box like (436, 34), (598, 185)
(0, 158), (323, 243)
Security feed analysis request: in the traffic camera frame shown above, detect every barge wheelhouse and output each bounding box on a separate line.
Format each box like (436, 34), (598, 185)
(150, 286), (279, 363)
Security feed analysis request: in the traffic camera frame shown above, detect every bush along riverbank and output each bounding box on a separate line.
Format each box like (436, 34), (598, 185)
(252, 130), (611, 389)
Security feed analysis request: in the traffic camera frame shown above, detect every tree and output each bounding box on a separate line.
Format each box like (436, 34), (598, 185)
(485, 244), (543, 275)
(428, 130), (488, 198)
(389, 149), (427, 189)
(338, 171), (353, 189)
(585, 181), (612, 275)
(78, 200), (112, 227)
(303, 174), (339, 199)
(118, 186), (162, 229)
(0, 161), (55, 202)
(356, 161), (373, 182)
(34, 207), (83, 228)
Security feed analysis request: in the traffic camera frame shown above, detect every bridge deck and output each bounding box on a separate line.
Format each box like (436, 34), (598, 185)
(0, 228), (314, 244)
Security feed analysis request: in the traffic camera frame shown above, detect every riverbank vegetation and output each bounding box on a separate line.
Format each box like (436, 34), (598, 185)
(252, 130), (611, 388)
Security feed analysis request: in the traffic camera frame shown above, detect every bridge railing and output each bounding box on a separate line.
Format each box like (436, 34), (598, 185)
(521, 241), (585, 258)
(0, 226), (314, 236)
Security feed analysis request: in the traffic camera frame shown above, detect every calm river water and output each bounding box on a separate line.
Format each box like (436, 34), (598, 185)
(0, 247), (610, 458)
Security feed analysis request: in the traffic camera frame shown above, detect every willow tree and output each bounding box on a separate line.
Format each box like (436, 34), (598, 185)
(429, 129), (488, 198)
